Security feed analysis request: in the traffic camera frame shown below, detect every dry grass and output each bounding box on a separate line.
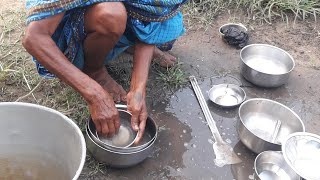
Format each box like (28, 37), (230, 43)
(183, 0), (231, 28)
(235, 0), (320, 24)
(184, 0), (320, 26)
(0, 3), (89, 132)
(0, 3), (187, 176)
(1, 0), (319, 177)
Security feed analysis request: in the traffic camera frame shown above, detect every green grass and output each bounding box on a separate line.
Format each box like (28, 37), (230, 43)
(235, 0), (320, 24)
(154, 62), (188, 91)
(184, 0), (320, 25)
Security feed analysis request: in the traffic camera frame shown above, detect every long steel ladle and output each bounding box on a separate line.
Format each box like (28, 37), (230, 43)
(189, 76), (241, 167)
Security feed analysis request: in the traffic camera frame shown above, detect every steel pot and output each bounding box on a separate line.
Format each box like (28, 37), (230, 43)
(237, 98), (305, 154)
(85, 123), (156, 168)
(240, 44), (295, 87)
(0, 102), (86, 180)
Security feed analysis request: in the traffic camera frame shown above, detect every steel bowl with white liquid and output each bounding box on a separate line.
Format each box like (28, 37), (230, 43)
(95, 109), (138, 148)
(86, 115), (157, 168)
(282, 132), (320, 180)
(0, 102), (86, 180)
(208, 84), (246, 108)
(238, 98), (305, 154)
(240, 44), (295, 87)
(87, 104), (157, 153)
(87, 116), (156, 153)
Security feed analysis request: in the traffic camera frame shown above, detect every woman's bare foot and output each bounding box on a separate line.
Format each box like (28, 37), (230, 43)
(84, 67), (127, 102)
(126, 46), (177, 67)
(152, 47), (177, 67)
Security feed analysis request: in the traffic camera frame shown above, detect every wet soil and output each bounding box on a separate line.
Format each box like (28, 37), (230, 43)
(80, 15), (320, 179)
(1, 1), (320, 178)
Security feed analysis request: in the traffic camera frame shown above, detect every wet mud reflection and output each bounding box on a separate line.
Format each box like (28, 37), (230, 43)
(99, 73), (318, 179)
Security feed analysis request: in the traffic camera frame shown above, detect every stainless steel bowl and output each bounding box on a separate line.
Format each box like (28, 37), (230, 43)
(254, 151), (300, 180)
(282, 132), (320, 180)
(238, 98), (305, 154)
(95, 109), (138, 148)
(85, 119), (157, 168)
(87, 116), (156, 153)
(219, 23), (247, 36)
(240, 44), (295, 87)
(208, 84), (246, 108)
(0, 102), (86, 180)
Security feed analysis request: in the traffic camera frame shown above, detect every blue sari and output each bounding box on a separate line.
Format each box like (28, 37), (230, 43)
(25, 0), (188, 78)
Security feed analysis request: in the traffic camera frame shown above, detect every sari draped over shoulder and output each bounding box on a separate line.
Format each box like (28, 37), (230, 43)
(25, 0), (188, 78)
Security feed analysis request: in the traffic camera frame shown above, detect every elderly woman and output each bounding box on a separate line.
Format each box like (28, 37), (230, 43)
(23, 0), (187, 142)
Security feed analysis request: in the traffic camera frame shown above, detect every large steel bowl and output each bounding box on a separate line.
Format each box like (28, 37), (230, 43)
(240, 44), (295, 87)
(85, 122), (157, 168)
(238, 98), (305, 154)
(282, 132), (320, 180)
(254, 151), (300, 180)
(0, 102), (86, 180)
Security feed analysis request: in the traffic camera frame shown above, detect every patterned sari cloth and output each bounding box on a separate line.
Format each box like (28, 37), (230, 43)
(26, 0), (188, 78)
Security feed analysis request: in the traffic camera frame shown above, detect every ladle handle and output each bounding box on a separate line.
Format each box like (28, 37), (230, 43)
(115, 104), (127, 110)
(189, 76), (224, 144)
(271, 120), (282, 143)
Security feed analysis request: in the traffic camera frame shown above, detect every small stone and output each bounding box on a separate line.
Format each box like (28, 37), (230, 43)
(183, 129), (187, 133)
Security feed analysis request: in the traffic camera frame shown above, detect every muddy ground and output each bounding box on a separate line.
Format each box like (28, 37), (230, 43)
(1, 2), (320, 180)
(80, 15), (320, 179)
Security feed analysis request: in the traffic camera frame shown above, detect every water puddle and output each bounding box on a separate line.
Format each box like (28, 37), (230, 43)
(98, 72), (320, 179)
(104, 78), (258, 179)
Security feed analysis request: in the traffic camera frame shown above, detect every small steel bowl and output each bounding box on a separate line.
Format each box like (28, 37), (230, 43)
(238, 98), (305, 154)
(87, 117), (156, 153)
(254, 151), (300, 180)
(282, 132), (320, 180)
(208, 84), (246, 108)
(240, 44), (295, 87)
(219, 23), (248, 36)
(95, 109), (138, 148)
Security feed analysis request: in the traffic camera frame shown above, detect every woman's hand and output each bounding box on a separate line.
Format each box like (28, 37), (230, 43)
(87, 90), (120, 137)
(127, 89), (148, 143)
(128, 42), (154, 143)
